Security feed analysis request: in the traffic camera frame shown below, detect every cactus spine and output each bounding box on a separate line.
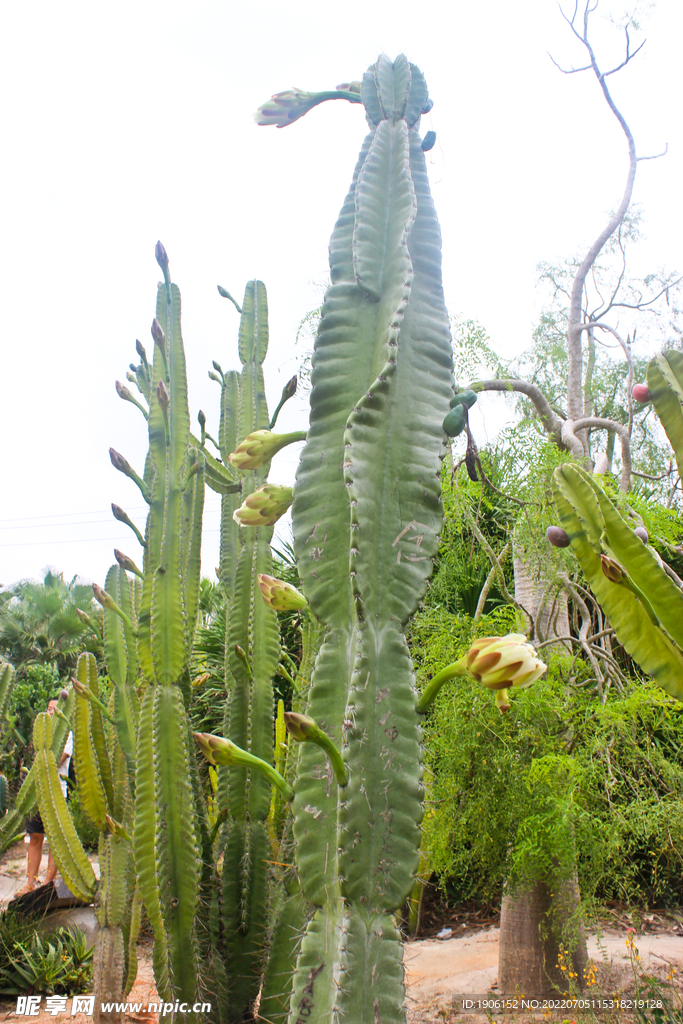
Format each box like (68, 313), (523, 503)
(286, 55), (453, 1024)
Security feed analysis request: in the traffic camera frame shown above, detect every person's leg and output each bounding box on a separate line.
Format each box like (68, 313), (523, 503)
(44, 848), (58, 884)
(27, 833), (43, 884)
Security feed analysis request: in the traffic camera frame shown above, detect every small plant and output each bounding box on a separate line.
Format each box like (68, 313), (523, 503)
(0, 909), (93, 996)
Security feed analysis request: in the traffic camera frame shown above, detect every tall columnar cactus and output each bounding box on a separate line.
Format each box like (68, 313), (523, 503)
(550, 350), (683, 703)
(102, 245), (224, 1018)
(265, 55), (454, 1023)
(203, 281), (294, 1022)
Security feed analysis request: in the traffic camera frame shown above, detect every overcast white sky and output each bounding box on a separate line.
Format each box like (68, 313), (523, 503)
(1, 0), (681, 589)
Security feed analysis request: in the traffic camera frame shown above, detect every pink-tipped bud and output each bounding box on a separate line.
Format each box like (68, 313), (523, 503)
(600, 554), (628, 584)
(546, 525), (570, 549)
(157, 379), (170, 412)
(115, 380), (132, 401)
(155, 241), (169, 272)
(114, 549), (143, 578)
(632, 384), (652, 404)
(111, 503), (126, 522)
(136, 339), (147, 360)
(257, 573), (307, 612)
(284, 711), (317, 742)
(71, 675), (87, 696)
(151, 318), (165, 349)
(109, 448), (130, 474)
(634, 526), (649, 544)
(92, 583), (116, 611)
(198, 410), (206, 428)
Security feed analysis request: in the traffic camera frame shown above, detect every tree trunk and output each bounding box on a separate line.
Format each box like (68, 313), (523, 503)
(499, 873), (587, 997)
(513, 553), (570, 647)
(93, 926), (125, 1024)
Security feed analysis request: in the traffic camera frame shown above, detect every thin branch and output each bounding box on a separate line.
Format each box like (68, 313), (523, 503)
(474, 543), (510, 621)
(475, 456), (528, 507)
(463, 507), (533, 632)
(638, 144), (668, 161)
(569, 416), (632, 490)
(472, 379), (565, 445)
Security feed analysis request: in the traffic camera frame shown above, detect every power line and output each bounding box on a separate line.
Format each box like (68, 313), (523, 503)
(0, 503), (222, 531)
(0, 527), (223, 548)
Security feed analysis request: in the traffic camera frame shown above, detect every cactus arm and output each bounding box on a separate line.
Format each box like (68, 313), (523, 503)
(73, 655), (108, 829)
(557, 465), (683, 647)
(258, 887), (308, 1024)
(552, 466), (683, 699)
(33, 713), (97, 902)
(0, 662), (14, 722)
(153, 686), (201, 1003)
(647, 352), (683, 482)
(188, 435), (241, 495)
(181, 455), (205, 645)
(150, 283), (188, 686)
(102, 567), (137, 773)
(124, 887), (143, 996)
(0, 690), (75, 853)
(132, 687), (171, 1000)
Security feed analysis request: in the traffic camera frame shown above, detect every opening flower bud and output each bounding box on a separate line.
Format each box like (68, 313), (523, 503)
(466, 634), (547, 693)
(229, 430), (307, 471)
(233, 484), (294, 527)
(257, 574), (307, 612)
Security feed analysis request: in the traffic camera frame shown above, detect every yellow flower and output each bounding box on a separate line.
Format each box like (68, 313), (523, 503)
(233, 484), (294, 527)
(228, 430), (306, 471)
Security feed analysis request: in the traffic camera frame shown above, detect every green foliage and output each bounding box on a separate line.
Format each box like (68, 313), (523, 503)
(0, 910), (93, 996)
(67, 786), (100, 852)
(421, 656), (683, 908)
(0, 570), (102, 676)
(0, 665), (60, 788)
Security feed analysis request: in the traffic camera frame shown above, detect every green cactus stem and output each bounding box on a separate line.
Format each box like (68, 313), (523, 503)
(273, 54), (454, 1023)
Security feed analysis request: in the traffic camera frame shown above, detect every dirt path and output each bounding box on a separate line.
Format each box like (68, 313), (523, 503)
(2, 843), (682, 1022)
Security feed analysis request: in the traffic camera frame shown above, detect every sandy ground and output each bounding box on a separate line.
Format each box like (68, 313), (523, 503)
(1, 842), (682, 1023)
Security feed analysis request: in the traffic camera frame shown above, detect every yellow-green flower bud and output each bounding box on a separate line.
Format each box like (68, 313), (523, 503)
(257, 573), (308, 612)
(233, 484), (294, 527)
(466, 633), (546, 692)
(600, 554), (628, 584)
(229, 429), (306, 471)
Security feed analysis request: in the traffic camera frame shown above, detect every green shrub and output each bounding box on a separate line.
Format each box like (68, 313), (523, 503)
(419, 645), (683, 908)
(0, 908), (93, 996)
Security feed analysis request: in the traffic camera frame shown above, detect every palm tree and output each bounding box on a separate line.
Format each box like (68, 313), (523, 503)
(0, 568), (102, 678)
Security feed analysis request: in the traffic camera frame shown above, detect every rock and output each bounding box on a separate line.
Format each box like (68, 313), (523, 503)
(37, 906), (99, 948)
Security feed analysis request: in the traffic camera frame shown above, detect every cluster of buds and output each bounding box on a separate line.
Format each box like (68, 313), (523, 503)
(233, 484), (293, 527)
(229, 429), (306, 471)
(257, 573), (307, 612)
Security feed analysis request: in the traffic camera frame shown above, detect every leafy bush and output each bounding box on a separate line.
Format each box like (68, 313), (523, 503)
(0, 909), (93, 996)
(419, 647), (683, 908)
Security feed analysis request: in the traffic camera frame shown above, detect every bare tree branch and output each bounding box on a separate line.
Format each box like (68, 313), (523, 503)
(570, 415), (632, 490)
(474, 542), (510, 620)
(472, 379), (565, 443)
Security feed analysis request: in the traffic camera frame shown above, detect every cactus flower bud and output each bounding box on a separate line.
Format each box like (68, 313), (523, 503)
(283, 375), (298, 400)
(212, 360), (223, 375)
(632, 384), (651, 404)
(157, 378), (170, 412)
(233, 484), (294, 527)
(257, 573), (307, 612)
(284, 712), (348, 786)
(109, 448), (130, 474)
(546, 525), (571, 548)
(634, 526), (649, 543)
(92, 583), (116, 612)
(198, 410), (206, 428)
(256, 87), (362, 128)
(284, 712), (317, 742)
(155, 240), (169, 272)
(466, 634), (546, 692)
(114, 549), (143, 578)
(151, 318), (165, 349)
(600, 554), (628, 584)
(229, 430), (307, 471)
(194, 732), (294, 800)
(136, 339), (147, 360)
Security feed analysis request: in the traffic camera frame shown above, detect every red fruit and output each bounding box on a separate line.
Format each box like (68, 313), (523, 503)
(632, 384), (651, 404)
(546, 525), (570, 548)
